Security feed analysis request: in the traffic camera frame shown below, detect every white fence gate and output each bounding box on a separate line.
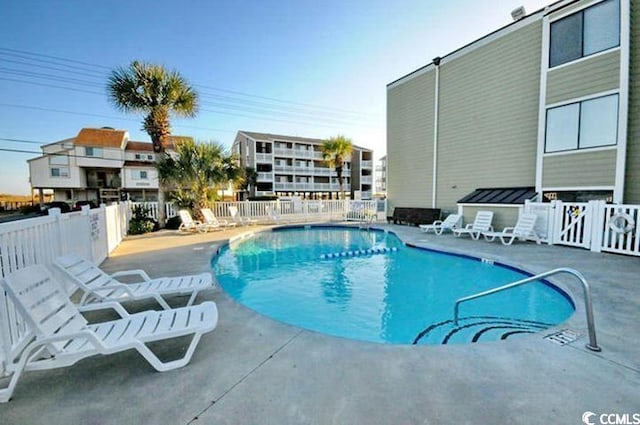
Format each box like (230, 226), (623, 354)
(525, 200), (640, 257)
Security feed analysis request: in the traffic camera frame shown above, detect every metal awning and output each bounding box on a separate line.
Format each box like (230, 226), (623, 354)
(457, 187), (537, 204)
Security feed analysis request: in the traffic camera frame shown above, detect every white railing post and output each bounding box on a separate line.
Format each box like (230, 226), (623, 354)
(551, 200), (562, 245)
(590, 200), (606, 253)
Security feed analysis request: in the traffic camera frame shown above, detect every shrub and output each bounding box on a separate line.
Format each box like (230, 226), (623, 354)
(128, 205), (156, 235)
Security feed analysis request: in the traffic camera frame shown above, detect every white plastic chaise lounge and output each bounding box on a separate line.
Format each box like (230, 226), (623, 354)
(54, 253), (214, 310)
(452, 211), (494, 240)
(178, 209), (210, 233)
(0, 264), (218, 402)
(419, 214), (461, 235)
(265, 205), (290, 224)
(482, 213), (541, 245)
(201, 208), (237, 229)
(228, 205), (258, 226)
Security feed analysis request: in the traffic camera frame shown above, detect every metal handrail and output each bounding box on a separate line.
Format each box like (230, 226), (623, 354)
(453, 267), (601, 352)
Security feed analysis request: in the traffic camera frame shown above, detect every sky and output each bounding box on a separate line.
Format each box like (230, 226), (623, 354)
(0, 0), (552, 194)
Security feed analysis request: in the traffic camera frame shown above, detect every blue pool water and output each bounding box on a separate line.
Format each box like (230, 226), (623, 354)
(213, 226), (575, 345)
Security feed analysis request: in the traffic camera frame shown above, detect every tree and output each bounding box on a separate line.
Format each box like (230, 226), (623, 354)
(321, 135), (353, 199)
(237, 166), (258, 199)
(156, 139), (240, 220)
(107, 60), (198, 227)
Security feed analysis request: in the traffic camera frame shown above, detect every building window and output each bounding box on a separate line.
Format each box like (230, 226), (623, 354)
(549, 0), (620, 68)
(135, 154), (141, 160)
(132, 170), (148, 180)
(85, 147), (103, 157)
(51, 167), (69, 177)
(545, 94), (618, 153)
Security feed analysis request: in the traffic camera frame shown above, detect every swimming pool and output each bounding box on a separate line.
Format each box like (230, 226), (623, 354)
(213, 226), (575, 345)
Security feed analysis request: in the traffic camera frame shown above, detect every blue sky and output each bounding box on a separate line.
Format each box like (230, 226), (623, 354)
(0, 0), (551, 194)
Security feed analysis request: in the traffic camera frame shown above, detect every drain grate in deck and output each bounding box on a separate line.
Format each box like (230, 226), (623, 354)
(544, 329), (581, 345)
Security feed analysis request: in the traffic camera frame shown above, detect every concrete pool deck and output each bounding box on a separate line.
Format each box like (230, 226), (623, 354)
(2, 223), (639, 424)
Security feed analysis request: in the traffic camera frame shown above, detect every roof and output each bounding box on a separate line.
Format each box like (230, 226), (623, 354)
(165, 135), (194, 150)
(125, 141), (154, 151)
(238, 131), (370, 151)
(74, 128), (128, 149)
(458, 187), (537, 204)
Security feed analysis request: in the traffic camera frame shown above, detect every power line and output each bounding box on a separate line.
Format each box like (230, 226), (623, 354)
(0, 46), (380, 118)
(0, 47), (111, 70)
(0, 103), (236, 134)
(0, 66), (373, 127)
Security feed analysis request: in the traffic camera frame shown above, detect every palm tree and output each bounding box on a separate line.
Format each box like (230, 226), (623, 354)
(238, 166), (258, 200)
(157, 139), (240, 220)
(107, 60), (198, 227)
(321, 135), (353, 199)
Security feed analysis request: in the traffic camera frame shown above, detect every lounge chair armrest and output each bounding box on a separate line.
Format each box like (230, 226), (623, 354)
(77, 301), (130, 318)
(111, 269), (152, 282)
(464, 224), (473, 229)
(432, 220), (443, 226)
(502, 227), (515, 233)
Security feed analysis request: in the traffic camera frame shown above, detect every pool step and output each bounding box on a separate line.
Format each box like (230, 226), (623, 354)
(413, 316), (553, 345)
(320, 247), (398, 259)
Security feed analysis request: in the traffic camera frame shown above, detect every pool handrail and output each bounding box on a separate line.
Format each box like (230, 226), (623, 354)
(453, 267), (601, 352)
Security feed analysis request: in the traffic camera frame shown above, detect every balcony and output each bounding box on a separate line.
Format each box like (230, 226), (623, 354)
(360, 175), (373, 184)
(257, 172), (273, 182)
(274, 148), (323, 160)
(255, 153), (273, 163)
(361, 160), (373, 168)
(274, 165), (294, 173)
(273, 182), (351, 191)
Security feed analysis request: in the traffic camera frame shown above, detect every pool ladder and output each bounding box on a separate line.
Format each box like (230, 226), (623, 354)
(453, 268), (601, 352)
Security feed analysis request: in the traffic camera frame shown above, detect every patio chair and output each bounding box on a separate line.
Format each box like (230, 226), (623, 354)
(265, 205), (290, 224)
(178, 210), (210, 233)
(452, 211), (494, 240)
(419, 214), (461, 235)
(54, 253), (214, 310)
(201, 208), (237, 229)
(482, 213), (541, 245)
(0, 264), (218, 402)
(228, 205), (258, 226)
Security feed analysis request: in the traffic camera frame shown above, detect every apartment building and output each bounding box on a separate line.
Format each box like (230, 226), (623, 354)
(387, 0), (638, 227)
(233, 131), (374, 199)
(375, 155), (387, 197)
(28, 127), (189, 205)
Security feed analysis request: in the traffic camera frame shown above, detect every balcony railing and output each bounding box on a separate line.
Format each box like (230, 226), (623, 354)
(274, 148), (323, 160)
(255, 153), (273, 163)
(273, 182), (351, 191)
(257, 172), (273, 181)
(361, 160), (373, 168)
(360, 176), (373, 184)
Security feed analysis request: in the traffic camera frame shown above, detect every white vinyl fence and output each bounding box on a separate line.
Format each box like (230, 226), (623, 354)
(524, 200), (640, 257)
(0, 203), (130, 377)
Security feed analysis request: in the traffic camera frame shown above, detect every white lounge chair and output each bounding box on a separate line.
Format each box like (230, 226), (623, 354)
(201, 208), (237, 229)
(482, 213), (541, 245)
(265, 205), (290, 224)
(452, 211), (494, 240)
(0, 264), (218, 402)
(419, 214), (461, 235)
(228, 206), (257, 226)
(54, 254), (214, 310)
(178, 210), (209, 233)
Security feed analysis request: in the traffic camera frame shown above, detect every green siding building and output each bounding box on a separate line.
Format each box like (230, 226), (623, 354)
(387, 0), (637, 223)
